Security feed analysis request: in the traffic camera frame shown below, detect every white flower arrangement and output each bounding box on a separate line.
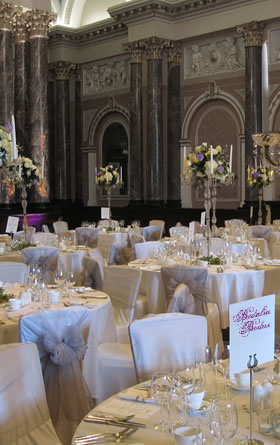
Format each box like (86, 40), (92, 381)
(3, 156), (41, 188)
(0, 125), (13, 167)
(96, 164), (122, 190)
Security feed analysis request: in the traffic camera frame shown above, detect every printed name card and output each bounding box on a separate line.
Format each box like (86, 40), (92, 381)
(101, 207), (110, 220)
(200, 212), (206, 226)
(6, 216), (19, 234)
(229, 294), (275, 376)
(188, 221), (195, 244)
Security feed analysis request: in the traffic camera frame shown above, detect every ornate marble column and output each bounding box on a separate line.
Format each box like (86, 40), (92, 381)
(26, 9), (55, 204)
(14, 11), (30, 155)
(51, 61), (76, 202)
(237, 21), (265, 202)
(166, 41), (181, 207)
(48, 67), (55, 201)
(127, 41), (144, 204)
(146, 37), (164, 205)
(0, 3), (18, 204)
(74, 65), (82, 203)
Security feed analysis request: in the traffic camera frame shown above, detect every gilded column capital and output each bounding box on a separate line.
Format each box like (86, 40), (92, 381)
(236, 21), (265, 47)
(50, 60), (77, 80)
(25, 9), (56, 39)
(13, 11), (29, 42)
(0, 3), (21, 31)
(145, 37), (166, 60)
(126, 40), (146, 63)
(164, 40), (181, 63)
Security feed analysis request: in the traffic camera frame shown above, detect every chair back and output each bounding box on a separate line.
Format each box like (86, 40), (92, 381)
(22, 246), (59, 284)
(149, 219), (165, 237)
(13, 226), (36, 243)
(0, 343), (61, 444)
(83, 256), (103, 290)
(135, 241), (163, 259)
(30, 232), (58, 246)
(75, 227), (99, 248)
(143, 225), (161, 241)
(102, 265), (142, 325)
(108, 241), (130, 265)
(0, 262), (28, 284)
(128, 230), (144, 261)
(169, 226), (189, 238)
(161, 265), (208, 315)
(19, 307), (94, 445)
(250, 225), (272, 241)
(129, 313), (207, 382)
(53, 221), (69, 234)
(42, 224), (50, 233)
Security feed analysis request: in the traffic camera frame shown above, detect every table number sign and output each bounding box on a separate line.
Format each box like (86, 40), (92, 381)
(229, 294), (275, 376)
(200, 211), (206, 226)
(6, 216), (19, 234)
(101, 207), (110, 220)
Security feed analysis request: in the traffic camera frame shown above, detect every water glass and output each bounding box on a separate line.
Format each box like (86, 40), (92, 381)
(257, 409), (273, 435)
(210, 397), (238, 444)
(150, 371), (171, 431)
(271, 408), (280, 439)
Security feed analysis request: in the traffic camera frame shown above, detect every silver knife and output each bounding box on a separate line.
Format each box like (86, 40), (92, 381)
(84, 417), (146, 428)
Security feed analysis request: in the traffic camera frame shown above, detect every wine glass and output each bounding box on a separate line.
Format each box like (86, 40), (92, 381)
(210, 397), (238, 444)
(214, 343), (230, 393)
(55, 269), (66, 290)
(66, 272), (76, 294)
(150, 371), (171, 431)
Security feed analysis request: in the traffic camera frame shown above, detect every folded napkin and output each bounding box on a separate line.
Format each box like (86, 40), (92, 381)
(118, 388), (155, 404)
(69, 300), (97, 308)
(74, 287), (92, 293)
(264, 259), (280, 266)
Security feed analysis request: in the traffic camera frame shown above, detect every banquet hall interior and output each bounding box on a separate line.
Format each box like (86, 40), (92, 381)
(1, 0), (280, 444)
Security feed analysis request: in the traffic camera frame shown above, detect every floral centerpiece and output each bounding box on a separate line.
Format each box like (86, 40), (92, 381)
(247, 165), (273, 189)
(0, 125), (13, 167)
(184, 142), (231, 187)
(3, 156), (40, 188)
(96, 164), (122, 191)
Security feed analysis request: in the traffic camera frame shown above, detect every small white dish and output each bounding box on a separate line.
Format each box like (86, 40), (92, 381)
(227, 379), (250, 392)
(177, 400), (211, 416)
(174, 426), (197, 445)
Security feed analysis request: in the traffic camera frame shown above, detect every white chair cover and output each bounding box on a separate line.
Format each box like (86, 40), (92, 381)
(83, 256), (103, 290)
(108, 241), (131, 265)
(135, 241), (163, 259)
(128, 230), (145, 261)
(102, 265), (142, 342)
(169, 226), (189, 238)
(88, 247), (106, 271)
(58, 250), (85, 285)
(270, 232), (280, 259)
(0, 234), (11, 245)
(142, 225), (161, 241)
(200, 238), (226, 256)
(42, 224), (50, 233)
(30, 232), (58, 245)
(250, 225), (272, 257)
(75, 227), (99, 248)
(149, 219), (165, 238)
(53, 221), (69, 234)
(22, 246), (59, 284)
(0, 262), (28, 284)
(19, 308), (94, 445)
(0, 343), (61, 445)
(190, 221), (207, 234)
(13, 226), (36, 243)
(225, 219), (246, 227)
(129, 313), (208, 382)
(161, 265), (223, 352)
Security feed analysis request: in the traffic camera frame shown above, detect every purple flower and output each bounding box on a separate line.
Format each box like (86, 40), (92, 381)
(252, 171), (260, 178)
(217, 165), (224, 173)
(196, 153), (204, 161)
(96, 172), (100, 177)
(112, 184), (116, 189)
(4, 122), (12, 133)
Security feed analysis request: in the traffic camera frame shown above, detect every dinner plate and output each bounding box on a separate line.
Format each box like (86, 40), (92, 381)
(177, 400), (211, 416)
(227, 379), (250, 392)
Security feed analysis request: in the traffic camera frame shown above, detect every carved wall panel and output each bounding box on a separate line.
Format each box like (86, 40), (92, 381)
(82, 59), (130, 96)
(269, 28), (280, 64)
(184, 35), (245, 79)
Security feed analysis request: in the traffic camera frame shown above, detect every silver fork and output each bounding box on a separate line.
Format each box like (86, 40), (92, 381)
(74, 426), (138, 444)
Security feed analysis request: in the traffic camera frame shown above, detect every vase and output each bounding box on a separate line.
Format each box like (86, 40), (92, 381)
(257, 187), (263, 225)
(204, 177), (212, 257)
(20, 183), (29, 243)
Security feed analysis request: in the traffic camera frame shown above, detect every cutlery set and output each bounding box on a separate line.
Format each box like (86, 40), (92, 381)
(75, 426), (138, 444)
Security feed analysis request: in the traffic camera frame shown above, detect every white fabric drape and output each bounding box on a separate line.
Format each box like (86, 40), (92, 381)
(143, 225), (161, 241)
(75, 227), (99, 248)
(83, 256), (103, 289)
(30, 232), (58, 245)
(149, 219), (165, 238)
(22, 247), (59, 284)
(13, 227), (36, 243)
(129, 313), (208, 382)
(0, 342), (62, 445)
(135, 241), (163, 259)
(0, 262), (28, 284)
(53, 221), (69, 234)
(19, 308), (94, 445)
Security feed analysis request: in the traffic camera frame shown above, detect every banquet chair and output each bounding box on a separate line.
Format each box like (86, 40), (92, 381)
(0, 342), (62, 445)
(30, 232), (58, 245)
(161, 265), (223, 352)
(13, 226), (36, 243)
(149, 219), (165, 238)
(53, 221), (69, 234)
(142, 225), (161, 241)
(19, 307), (94, 445)
(250, 225), (273, 257)
(128, 229), (145, 261)
(42, 224), (50, 232)
(129, 313), (208, 382)
(83, 256), (103, 290)
(22, 246), (59, 284)
(190, 221), (207, 234)
(108, 240), (131, 265)
(0, 233), (11, 245)
(102, 265), (142, 343)
(75, 227), (99, 248)
(0, 262), (28, 284)
(224, 219), (246, 227)
(169, 225), (189, 238)
(58, 250), (86, 285)
(135, 240), (163, 259)
(199, 237), (226, 256)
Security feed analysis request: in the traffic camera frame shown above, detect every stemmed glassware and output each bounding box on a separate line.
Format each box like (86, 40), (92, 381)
(150, 371), (171, 431)
(66, 272), (76, 295)
(210, 397), (238, 444)
(55, 269), (66, 294)
(214, 343), (230, 394)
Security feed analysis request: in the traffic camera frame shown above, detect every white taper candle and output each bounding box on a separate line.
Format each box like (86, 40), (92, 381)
(11, 114), (17, 160)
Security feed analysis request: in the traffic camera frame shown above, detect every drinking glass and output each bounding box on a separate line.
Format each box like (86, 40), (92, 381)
(214, 343), (230, 393)
(66, 272), (76, 289)
(55, 269), (66, 290)
(173, 364), (199, 422)
(210, 397), (238, 444)
(150, 371), (171, 431)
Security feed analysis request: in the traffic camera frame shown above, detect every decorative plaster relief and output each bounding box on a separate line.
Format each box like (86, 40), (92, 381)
(184, 36), (245, 79)
(83, 109), (97, 142)
(269, 29), (280, 63)
(83, 59), (130, 96)
(183, 96), (193, 110)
